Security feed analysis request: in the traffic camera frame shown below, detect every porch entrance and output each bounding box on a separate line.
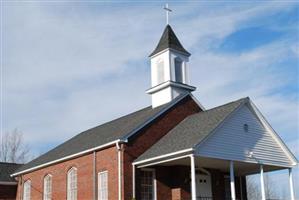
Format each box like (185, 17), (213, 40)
(133, 155), (295, 200)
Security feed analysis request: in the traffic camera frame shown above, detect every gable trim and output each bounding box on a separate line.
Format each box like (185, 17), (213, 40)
(190, 93), (205, 111)
(137, 154), (192, 168)
(11, 139), (121, 177)
(248, 100), (298, 165)
(133, 148), (193, 166)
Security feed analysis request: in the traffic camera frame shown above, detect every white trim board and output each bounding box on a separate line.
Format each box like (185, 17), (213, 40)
(137, 154), (192, 168)
(133, 148), (193, 166)
(11, 139), (121, 177)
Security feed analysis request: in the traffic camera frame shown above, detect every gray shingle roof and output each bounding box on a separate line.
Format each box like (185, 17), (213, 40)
(135, 97), (248, 162)
(0, 162), (22, 182)
(14, 94), (191, 175)
(149, 25), (191, 57)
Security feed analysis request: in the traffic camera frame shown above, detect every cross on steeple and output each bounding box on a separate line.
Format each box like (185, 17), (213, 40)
(164, 4), (172, 25)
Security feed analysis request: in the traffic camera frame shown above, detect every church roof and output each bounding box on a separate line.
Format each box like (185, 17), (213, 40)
(0, 162), (22, 183)
(134, 97), (248, 162)
(13, 94), (192, 175)
(149, 25), (191, 57)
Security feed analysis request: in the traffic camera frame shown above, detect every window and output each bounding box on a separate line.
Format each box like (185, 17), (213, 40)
(244, 124), (249, 132)
(156, 60), (165, 84)
(67, 167), (77, 200)
(23, 180), (31, 200)
(174, 57), (183, 83)
(98, 171), (108, 200)
(140, 169), (156, 200)
(43, 174), (52, 200)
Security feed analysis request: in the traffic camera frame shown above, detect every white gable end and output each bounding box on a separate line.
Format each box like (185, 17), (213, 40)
(196, 103), (295, 167)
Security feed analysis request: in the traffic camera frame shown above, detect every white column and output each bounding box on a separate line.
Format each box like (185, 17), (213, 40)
(289, 168), (295, 200)
(230, 161), (236, 200)
(132, 164), (136, 199)
(260, 165), (266, 200)
(190, 155), (197, 200)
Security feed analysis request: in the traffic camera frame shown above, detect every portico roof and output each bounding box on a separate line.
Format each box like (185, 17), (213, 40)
(134, 97), (298, 167)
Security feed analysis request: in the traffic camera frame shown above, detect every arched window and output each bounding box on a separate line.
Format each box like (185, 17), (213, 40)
(67, 167), (77, 200)
(23, 180), (31, 200)
(156, 60), (165, 84)
(43, 174), (52, 200)
(174, 57), (183, 83)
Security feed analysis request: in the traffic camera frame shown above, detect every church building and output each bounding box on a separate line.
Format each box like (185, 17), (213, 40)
(12, 22), (297, 200)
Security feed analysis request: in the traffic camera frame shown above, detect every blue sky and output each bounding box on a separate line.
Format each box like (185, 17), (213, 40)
(2, 1), (299, 198)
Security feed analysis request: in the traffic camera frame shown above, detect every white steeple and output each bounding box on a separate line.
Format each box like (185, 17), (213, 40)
(146, 25), (196, 108)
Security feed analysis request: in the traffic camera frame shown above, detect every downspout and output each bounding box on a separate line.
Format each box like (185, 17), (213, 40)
(116, 142), (122, 200)
(93, 151), (97, 200)
(132, 164), (136, 199)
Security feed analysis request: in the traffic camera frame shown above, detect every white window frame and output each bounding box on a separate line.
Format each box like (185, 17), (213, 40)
(174, 57), (183, 83)
(43, 174), (52, 200)
(156, 60), (165, 84)
(98, 171), (108, 200)
(23, 180), (31, 200)
(140, 168), (157, 200)
(67, 167), (77, 200)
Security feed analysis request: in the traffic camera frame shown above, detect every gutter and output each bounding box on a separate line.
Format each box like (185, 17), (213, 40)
(133, 148), (194, 166)
(93, 151), (96, 200)
(11, 139), (123, 177)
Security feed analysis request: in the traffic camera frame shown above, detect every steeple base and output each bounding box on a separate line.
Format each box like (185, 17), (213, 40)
(146, 81), (196, 108)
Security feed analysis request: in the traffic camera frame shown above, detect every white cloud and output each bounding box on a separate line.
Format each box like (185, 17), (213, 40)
(2, 1), (298, 178)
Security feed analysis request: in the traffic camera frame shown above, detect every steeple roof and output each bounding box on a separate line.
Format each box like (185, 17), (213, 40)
(149, 25), (191, 57)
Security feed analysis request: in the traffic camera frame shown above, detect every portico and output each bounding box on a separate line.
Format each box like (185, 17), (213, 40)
(132, 95), (297, 200)
(133, 153), (296, 200)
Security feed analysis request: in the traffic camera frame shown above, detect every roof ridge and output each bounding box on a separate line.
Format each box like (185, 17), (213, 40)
(207, 97), (248, 110)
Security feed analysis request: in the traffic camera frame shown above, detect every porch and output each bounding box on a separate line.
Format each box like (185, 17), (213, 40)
(132, 154), (296, 200)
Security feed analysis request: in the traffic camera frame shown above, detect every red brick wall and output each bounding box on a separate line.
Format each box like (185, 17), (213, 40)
(16, 146), (118, 200)
(96, 146), (119, 200)
(0, 184), (17, 200)
(123, 96), (201, 200)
